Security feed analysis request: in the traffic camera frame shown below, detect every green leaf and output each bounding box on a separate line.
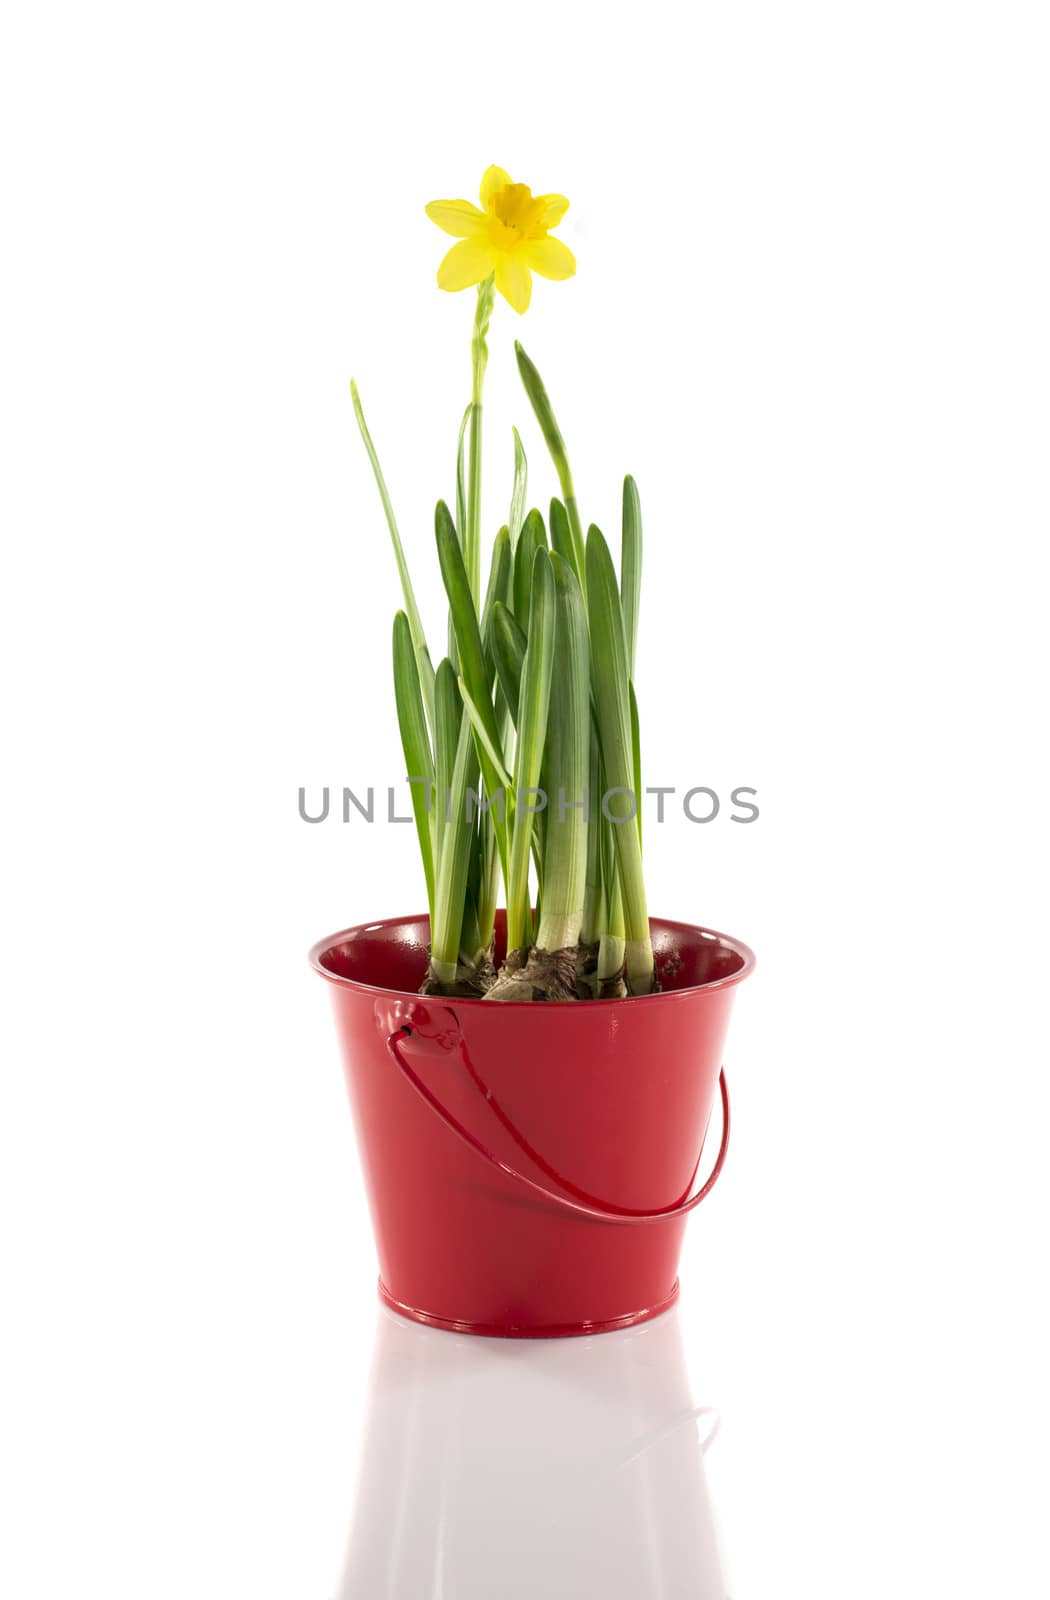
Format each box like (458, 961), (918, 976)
(587, 527), (632, 771)
(435, 500), (509, 884)
(586, 524), (653, 992)
(630, 679), (643, 851)
(393, 612), (435, 923)
(431, 703), (479, 979)
(514, 342), (586, 584)
(513, 507), (547, 632)
(351, 381), (435, 727)
(458, 676), (513, 791)
(436, 501), (501, 755)
(581, 726), (603, 944)
(491, 602), (527, 730)
(433, 657), (461, 838)
(509, 427), (527, 550)
(621, 475), (642, 680)
(506, 549), (556, 951)
(481, 525), (512, 660)
(549, 497), (578, 580)
(536, 553), (591, 952)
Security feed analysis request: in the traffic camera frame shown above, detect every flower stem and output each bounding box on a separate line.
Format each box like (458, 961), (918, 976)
(465, 277), (495, 609)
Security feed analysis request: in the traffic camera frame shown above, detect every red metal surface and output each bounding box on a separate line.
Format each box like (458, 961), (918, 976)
(386, 1030), (732, 1223)
(310, 912), (754, 1338)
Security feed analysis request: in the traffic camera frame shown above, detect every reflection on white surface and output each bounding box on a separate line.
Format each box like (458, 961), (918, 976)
(334, 1304), (729, 1599)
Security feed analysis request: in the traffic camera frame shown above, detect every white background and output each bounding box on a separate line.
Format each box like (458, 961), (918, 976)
(2, 2), (1048, 1595)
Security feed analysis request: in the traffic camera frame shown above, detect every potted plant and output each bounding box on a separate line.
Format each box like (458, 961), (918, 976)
(311, 166), (754, 1337)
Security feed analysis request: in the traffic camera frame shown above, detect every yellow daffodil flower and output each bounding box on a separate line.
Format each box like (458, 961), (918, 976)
(425, 166), (576, 315)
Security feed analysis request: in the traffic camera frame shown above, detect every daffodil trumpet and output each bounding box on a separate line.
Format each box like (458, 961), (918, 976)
(351, 166), (657, 999)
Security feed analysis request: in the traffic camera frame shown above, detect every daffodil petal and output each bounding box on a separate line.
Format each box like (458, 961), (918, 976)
(495, 255), (532, 314)
(480, 165), (513, 211)
(425, 199), (488, 238)
(437, 237), (496, 293)
(520, 236), (576, 281)
(534, 193), (570, 230)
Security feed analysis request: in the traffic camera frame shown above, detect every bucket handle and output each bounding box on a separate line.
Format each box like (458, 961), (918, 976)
(383, 1007), (730, 1228)
(615, 1405), (721, 1468)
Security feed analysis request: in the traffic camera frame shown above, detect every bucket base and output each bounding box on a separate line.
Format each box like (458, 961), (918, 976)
(377, 1278), (681, 1340)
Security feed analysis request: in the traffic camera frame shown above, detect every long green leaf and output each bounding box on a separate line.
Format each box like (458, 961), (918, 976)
(586, 524), (653, 993)
(514, 342), (586, 584)
(462, 812), (483, 962)
(549, 497), (577, 577)
(351, 381), (436, 726)
(435, 500), (509, 886)
(512, 507), (547, 632)
(448, 413), (471, 670)
(491, 599), (548, 891)
(581, 726), (603, 945)
(481, 525), (512, 658)
(507, 550), (556, 951)
(476, 525), (512, 957)
(536, 554), (590, 952)
(433, 657), (461, 838)
(393, 612), (435, 922)
(598, 841), (626, 982)
(491, 602), (527, 730)
(630, 680), (643, 851)
(621, 475), (642, 680)
(436, 501), (502, 758)
(431, 686), (478, 982)
(509, 428), (527, 550)
(458, 677), (513, 790)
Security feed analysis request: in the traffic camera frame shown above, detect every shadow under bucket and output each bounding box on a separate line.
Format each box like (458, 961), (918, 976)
(310, 912), (754, 1337)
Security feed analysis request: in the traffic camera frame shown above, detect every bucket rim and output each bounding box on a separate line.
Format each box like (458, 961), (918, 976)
(308, 911), (756, 1007)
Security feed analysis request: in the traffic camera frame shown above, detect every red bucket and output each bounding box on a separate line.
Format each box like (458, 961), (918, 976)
(310, 912), (754, 1338)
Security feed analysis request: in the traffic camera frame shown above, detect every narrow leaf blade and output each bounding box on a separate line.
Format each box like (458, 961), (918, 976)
(549, 497), (579, 582)
(393, 611), (435, 919)
(458, 676), (513, 791)
(512, 507), (548, 633)
(621, 475), (642, 680)
(586, 523), (651, 984)
(507, 549), (556, 948)
(514, 342), (586, 582)
(537, 553), (591, 951)
(491, 602), (527, 730)
(509, 427), (527, 550)
(351, 381), (435, 726)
